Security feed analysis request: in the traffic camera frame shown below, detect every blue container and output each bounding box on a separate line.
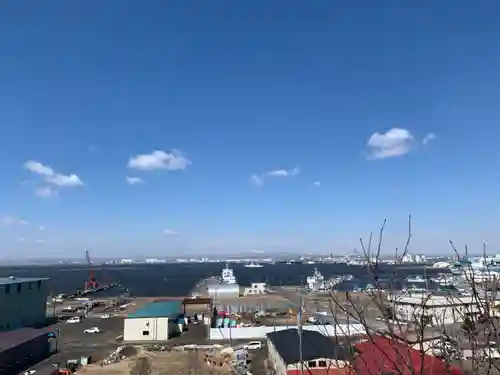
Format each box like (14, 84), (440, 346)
(216, 318), (223, 328)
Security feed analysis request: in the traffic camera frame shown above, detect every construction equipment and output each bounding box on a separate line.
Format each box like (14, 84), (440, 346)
(84, 249), (98, 289)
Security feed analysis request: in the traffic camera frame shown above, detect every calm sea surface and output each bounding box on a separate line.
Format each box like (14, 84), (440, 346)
(0, 263), (442, 297)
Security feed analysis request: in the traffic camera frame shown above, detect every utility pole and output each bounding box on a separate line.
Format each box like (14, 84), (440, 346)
(298, 295), (304, 375)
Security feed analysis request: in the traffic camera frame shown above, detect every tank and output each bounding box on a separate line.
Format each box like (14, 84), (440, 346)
(223, 317), (230, 327)
(230, 320), (237, 327)
(216, 317), (223, 327)
(208, 283), (240, 299)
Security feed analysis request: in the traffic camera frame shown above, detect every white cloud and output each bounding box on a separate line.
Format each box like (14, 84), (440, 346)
(126, 176), (144, 185)
(23, 160), (84, 196)
(35, 239), (45, 243)
(39, 226), (45, 231)
(313, 181), (321, 187)
(163, 229), (180, 236)
(18, 237), (25, 242)
(249, 174), (264, 187)
(128, 150), (191, 171)
(250, 166), (300, 186)
(366, 128), (415, 160)
(1, 215), (30, 226)
(266, 167), (300, 177)
(45, 174), (83, 187)
(422, 133), (437, 145)
(35, 186), (58, 197)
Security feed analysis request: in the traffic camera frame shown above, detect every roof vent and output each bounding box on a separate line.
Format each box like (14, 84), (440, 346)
(8, 276), (15, 279)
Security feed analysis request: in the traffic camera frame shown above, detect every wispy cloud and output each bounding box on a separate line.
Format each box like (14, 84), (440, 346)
(163, 229), (180, 236)
(249, 166), (300, 187)
(313, 181), (321, 187)
(1, 215), (30, 226)
(422, 133), (437, 145)
(128, 150), (191, 171)
(249, 174), (264, 187)
(35, 186), (58, 198)
(266, 167), (300, 177)
(126, 176), (144, 185)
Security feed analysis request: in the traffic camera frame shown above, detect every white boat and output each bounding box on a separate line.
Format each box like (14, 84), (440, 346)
(244, 260), (263, 268)
(405, 275), (427, 283)
(220, 263), (237, 284)
(306, 268), (326, 292)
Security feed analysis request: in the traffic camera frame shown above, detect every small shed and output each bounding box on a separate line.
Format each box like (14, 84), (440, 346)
(124, 301), (183, 342)
(208, 284), (240, 300)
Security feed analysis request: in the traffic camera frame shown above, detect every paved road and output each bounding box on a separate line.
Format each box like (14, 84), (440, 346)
(30, 316), (124, 372)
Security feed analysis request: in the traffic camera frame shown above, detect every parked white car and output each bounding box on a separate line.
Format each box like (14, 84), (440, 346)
(244, 341), (262, 350)
(66, 317), (81, 324)
(100, 314), (111, 319)
(84, 327), (100, 334)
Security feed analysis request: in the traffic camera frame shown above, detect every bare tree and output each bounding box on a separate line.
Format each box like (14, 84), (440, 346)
(129, 356), (152, 375)
(320, 216), (500, 375)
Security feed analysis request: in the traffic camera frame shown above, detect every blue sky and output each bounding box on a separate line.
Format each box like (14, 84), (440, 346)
(1, 1), (500, 258)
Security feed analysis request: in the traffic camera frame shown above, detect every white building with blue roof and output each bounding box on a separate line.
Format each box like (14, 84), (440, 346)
(123, 300), (185, 342)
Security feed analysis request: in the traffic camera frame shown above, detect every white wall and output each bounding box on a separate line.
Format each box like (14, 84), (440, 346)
(124, 317), (171, 341)
(209, 324), (366, 340)
(267, 338), (286, 375)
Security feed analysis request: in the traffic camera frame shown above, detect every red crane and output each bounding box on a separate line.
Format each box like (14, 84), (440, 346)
(84, 249), (98, 289)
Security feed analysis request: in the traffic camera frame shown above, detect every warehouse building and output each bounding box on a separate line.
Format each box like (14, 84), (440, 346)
(208, 283), (240, 300)
(0, 327), (51, 375)
(387, 294), (480, 326)
(267, 328), (351, 375)
(0, 277), (49, 331)
(123, 301), (185, 342)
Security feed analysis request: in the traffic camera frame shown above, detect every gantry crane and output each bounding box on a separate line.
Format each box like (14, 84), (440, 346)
(84, 249), (98, 289)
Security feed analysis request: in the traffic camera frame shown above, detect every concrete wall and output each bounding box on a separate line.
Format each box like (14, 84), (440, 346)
(267, 337), (287, 375)
(209, 324), (366, 340)
(0, 279), (49, 331)
(124, 316), (173, 341)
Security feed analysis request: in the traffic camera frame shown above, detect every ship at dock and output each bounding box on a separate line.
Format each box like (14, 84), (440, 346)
(305, 268), (353, 294)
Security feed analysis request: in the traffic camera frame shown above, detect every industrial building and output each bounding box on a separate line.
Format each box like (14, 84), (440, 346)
(243, 282), (267, 296)
(208, 283), (240, 300)
(0, 277), (49, 331)
(123, 301), (185, 342)
(267, 328), (350, 375)
(0, 327), (52, 375)
(387, 294), (480, 326)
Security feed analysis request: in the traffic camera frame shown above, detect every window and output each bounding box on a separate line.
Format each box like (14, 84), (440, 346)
(307, 361), (317, 368)
(5, 285), (10, 294)
(142, 331), (150, 336)
(318, 360), (327, 368)
(17, 283), (22, 293)
(37, 280), (42, 290)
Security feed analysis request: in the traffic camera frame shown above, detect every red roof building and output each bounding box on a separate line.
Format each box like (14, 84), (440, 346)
(352, 336), (463, 375)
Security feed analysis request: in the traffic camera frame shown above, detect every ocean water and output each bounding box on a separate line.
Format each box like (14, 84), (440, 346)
(0, 263), (442, 297)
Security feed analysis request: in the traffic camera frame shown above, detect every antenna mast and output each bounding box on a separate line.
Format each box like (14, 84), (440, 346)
(298, 295), (304, 375)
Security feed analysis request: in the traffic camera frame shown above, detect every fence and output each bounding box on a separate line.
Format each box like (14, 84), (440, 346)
(209, 324), (366, 340)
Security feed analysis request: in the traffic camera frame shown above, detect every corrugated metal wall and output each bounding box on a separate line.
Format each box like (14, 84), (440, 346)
(207, 284), (240, 300)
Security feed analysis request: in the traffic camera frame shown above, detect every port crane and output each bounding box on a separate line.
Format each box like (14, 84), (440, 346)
(84, 249), (98, 289)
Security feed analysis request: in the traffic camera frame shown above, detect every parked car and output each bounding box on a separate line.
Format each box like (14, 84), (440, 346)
(84, 327), (100, 334)
(100, 314), (111, 319)
(66, 317), (81, 324)
(244, 341), (262, 350)
(62, 306), (75, 312)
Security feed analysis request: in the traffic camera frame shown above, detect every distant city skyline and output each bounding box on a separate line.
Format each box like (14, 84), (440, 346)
(2, 2), (500, 258)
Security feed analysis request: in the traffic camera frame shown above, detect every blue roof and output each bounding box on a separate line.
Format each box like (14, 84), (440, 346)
(128, 301), (182, 318)
(0, 277), (49, 285)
